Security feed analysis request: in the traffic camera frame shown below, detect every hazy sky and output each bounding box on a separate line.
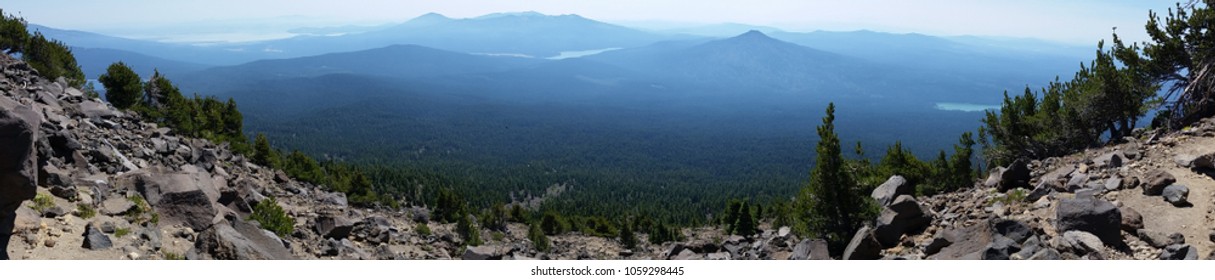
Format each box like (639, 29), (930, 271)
(4, 0), (1183, 44)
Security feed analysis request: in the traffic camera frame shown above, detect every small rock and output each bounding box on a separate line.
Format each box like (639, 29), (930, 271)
(1143, 169), (1176, 196)
(1061, 230), (1104, 256)
(1137, 229), (1184, 248)
(1119, 206), (1143, 232)
(1162, 185), (1190, 207)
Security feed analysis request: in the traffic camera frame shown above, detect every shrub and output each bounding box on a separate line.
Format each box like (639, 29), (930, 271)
(114, 227), (131, 238)
(415, 223), (432, 236)
(528, 221), (550, 253)
(76, 203), (96, 219)
(249, 197), (295, 237)
(457, 212), (482, 246)
(30, 194), (53, 212)
(99, 62), (143, 109)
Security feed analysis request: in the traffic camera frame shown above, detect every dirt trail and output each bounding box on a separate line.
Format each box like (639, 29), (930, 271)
(1116, 135), (1215, 257)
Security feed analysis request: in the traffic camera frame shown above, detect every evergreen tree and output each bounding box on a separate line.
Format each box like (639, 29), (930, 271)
(23, 31), (84, 87)
(253, 133), (277, 168)
(733, 201), (757, 237)
(619, 217), (637, 249)
(457, 212), (482, 246)
(540, 211), (566, 235)
(98, 62), (143, 109)
(528, 221), (551, 252)
(794, 103), (879, 256)
(0, 9), (27, 54)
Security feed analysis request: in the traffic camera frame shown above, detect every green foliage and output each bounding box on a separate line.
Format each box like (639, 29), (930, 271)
(619, 218), (637, 249)
(162, 251), (185, 260)
(76, 203), (96, 219)
(0, 9), (28, 54)
(23, 31), (85, 87)
(647, 221), (682, 244)
(508, 204), (528, 223)
(733, 201), (757, 237)
(528, 221), (551, 252)
(540, 211), (568, 235)
(1143, 1), (1215, 126)
(793, 103), (880, 256)
(253, 133), (278, 168)
(99, 62), (143, 109)
(722, 199), (757, 236)
(29, 194), (53, 213)
(415, 223), (432, 236)
(568, 215), (617, 238)
(981, 33), (1161, 165)
(767, 199), (793, 229)
(114, 227), (131, 238)
(248, 197), (295, 238)
(456, 212), (482, 246)
(479, 203), (508, 231)
(435, 188), (467, 223)
(116, 195), (155, 224)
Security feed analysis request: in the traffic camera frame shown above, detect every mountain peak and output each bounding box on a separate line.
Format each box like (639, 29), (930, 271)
(723, 30), (782, 44)
(475, 11), (548, 19)
(405, 12), (453, 25)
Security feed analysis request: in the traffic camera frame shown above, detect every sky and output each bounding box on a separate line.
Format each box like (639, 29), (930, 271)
(4, 0), (1183, 45)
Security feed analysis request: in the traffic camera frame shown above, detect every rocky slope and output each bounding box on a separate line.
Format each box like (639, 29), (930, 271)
(3, 49), (1214, 260)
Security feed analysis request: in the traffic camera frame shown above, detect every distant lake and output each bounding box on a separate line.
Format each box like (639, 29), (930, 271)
(548, 48), (622, 60)
(935, 102), (998, 112)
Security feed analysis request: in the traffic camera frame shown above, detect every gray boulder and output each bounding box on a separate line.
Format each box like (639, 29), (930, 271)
(315, 213), (355, 239)
(981, 235), (1020, 260)
(1159, 244), (1199, 260)
(1137, 229), (1184, 248)
(842, 226), (881, 260)
(789, 239), (829, 260)
(1175, 152), (1215, 169)
(352, 216), (394, 245)
(1162, 184), (1190, 207)
(0, 98), (39, 260)
(990, 218), (1032, 243)
(1093, 151), (1125, 168)
(462, 245), (506, 260)
(193, 218), (294, 260)
(923, 230), (956, 256)
(1055, 196), (1122, 245)
(1143, 169), (1176, 196)
(123, 168), (222, 231)
(870, 175), (911, 207)
(998, 159), (1031, 192)
(1061, 230), (1104, 256)
(873, 195), (930, 247)
(82, 222), (112, 250)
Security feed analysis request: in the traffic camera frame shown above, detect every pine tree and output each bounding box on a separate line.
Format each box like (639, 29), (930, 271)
(528, 221), (551, 252)
(253, 133), (277, 168)
(794, 103), (879, 256)
(98, 62), (143, 109)
(733, 201), (757, 237)
(0, 9), (28, 54)
(23, 31), (84, 87)
(457, 212), (482, 246)
(619, 218), (637, 249)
